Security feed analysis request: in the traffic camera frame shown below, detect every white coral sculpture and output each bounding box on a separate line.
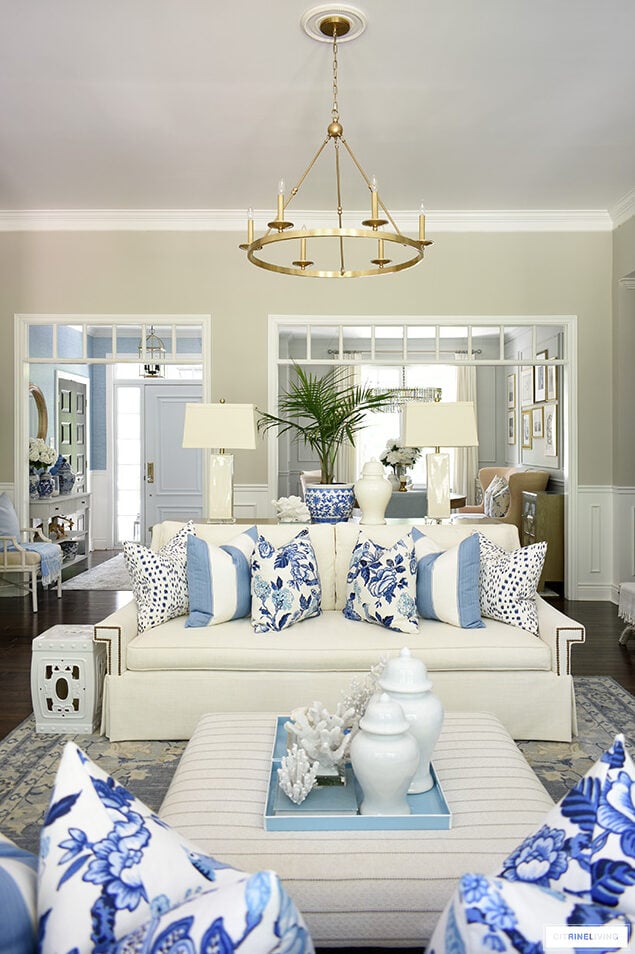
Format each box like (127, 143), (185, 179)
(277, 744), (320, 805)
(341, 656), (388, 731)
(285, 701), (356, 775)
(271, 496), (311, 523)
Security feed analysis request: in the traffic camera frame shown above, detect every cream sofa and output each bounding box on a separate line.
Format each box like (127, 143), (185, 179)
(95, 520), (585, 743)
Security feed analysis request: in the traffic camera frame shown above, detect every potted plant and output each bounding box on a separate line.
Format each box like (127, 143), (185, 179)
(258, 364), (393, 523)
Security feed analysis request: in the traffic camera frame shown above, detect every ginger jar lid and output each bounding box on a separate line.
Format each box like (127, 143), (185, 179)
(360, 458), (386, 479)
(378, 647), (434, 693)
(359, 692), (410, 735)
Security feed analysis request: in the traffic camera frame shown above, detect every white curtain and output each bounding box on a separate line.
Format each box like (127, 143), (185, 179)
(452, 354), (479, 504)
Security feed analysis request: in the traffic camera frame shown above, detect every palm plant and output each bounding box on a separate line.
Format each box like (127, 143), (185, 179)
(258, 364), (394, 484)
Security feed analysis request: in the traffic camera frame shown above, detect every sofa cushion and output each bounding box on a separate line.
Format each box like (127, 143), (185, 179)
(185, 525), (258, 627)
(124, 522), (195, 633)
(483, 473), (511, 518)
(251, 529), (321, 633)
(37, 741), (312, 954)
(153, 522), (337, 611)
(343, 533), (418, 634)
(0, 833), (37, 954)
(478, 533), (546, 635)
(125, 611), (551, 673)
(412, 528), (483, 629)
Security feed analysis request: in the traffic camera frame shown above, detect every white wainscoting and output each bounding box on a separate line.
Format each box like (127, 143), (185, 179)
(573, 485), (635, 602)
(612, 486), (635, 601)
(234, 484), (273, 521)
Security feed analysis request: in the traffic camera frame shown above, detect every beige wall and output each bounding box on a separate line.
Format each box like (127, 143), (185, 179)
(612, 216), (635, 486)
(0, 227), (612, 487)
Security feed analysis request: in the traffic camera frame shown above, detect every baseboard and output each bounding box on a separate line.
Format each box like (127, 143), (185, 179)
(575, 582), (617, 602)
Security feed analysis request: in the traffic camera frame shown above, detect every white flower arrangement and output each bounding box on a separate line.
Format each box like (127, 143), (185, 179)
(29, 437), (57, 468)
(379, 439), (422, 471)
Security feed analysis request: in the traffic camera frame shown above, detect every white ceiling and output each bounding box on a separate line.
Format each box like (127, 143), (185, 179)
(2, 0), (634, 225)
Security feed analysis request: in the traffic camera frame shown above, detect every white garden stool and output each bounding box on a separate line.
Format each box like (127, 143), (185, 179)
(31, 625), (107, 733)
(618, 582), (635, 645)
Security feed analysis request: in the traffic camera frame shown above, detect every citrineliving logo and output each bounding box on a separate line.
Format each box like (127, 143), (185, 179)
(544, 924), (630, 950)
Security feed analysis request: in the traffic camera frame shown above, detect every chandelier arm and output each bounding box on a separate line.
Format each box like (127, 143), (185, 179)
(286, 136), (331, 211)
(334, 138), (346, 274)
(339, 137), (404, 237)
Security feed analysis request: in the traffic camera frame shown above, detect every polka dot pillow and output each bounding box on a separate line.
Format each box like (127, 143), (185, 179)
(124, 521), (196, 633)
(477, 533), (547, 635)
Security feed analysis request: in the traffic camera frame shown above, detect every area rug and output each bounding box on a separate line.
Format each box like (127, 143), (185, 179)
(62, 553), (131, 590)
(0, 676), (632, 855)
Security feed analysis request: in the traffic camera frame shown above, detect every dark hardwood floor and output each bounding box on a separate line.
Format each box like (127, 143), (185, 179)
(0, 552), (634, 739)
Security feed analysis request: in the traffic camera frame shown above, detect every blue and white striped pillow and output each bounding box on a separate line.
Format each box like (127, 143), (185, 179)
(0, 832), (37, 954)
(412, 527), (484, 629)
(185, 526), (258, 627)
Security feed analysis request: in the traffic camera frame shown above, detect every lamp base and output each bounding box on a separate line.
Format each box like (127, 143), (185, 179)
(208, 453), (235, 522)
(426, 452), (451, 520)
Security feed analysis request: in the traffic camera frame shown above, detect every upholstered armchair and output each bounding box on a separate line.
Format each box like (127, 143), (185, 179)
(452, 466), (550, 534)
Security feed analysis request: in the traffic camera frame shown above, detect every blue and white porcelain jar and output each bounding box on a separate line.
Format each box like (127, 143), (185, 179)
(303, 483), (355, 524)
(37, 471), (55, 498)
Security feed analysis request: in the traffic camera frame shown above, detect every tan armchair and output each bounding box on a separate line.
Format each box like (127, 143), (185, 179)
(452, 466), (550, 534)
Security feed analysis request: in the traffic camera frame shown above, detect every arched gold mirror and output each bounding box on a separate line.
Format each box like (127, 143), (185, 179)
(29, 383), (48, 439)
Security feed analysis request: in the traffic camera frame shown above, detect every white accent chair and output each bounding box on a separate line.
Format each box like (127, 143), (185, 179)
(0, 493), (62, 612)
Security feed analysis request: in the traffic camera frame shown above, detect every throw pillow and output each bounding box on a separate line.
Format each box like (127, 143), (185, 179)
(37, 742), (313, 954)
(0, 832), (37, 954)
(123, 521), (195, 633)
(185, 525), (258, 627)
(483, 474), (511, 518)
(427, 873), (630, 954)
(251, 529), (321, 633)
(343, 533), (418, 634)
(478, 533), (547, 635)
(412, 528), (483, 629)
(0, 492), (20, 539)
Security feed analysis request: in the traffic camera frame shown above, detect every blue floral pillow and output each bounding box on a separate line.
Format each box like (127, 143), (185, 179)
(251, 529), (321, 633)
(428, 873), (631, 953)
(37, 742), (313, 954)
(343, 534), (418, 634)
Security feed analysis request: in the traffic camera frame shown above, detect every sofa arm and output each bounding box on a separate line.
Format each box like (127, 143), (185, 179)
(537, 597), (585, 676)
(94, 599), (139, 676)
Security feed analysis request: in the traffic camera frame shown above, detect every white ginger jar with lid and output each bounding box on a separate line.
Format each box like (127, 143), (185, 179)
(350, 692), (419, 815)
(353, 459), (393, 525)
(378, 647), (444, 793)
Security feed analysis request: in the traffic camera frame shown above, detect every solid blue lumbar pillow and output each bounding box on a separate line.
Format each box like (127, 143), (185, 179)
(412, 527), (484, 629)
(186, 526), (259, 627)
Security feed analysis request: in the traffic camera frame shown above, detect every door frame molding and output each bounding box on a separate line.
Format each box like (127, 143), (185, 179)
(14, 314), (211, 533)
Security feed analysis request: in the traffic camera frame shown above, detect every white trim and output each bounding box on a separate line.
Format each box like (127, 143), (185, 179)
(0, 208), (613, 233)
(611, 189), (635, 229)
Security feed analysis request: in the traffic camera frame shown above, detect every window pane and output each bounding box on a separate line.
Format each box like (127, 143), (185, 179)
(29, 325), (54, 358)
(374, 325), (404, 361)
(57, 325), (84, 360)
(342, 325), (371, 360)
(310, 325), (340, 360)
(406, 326), (436, 360)
(471, 326), (501, 360)
(439, 326), (469, 357)
(279, 325), (307, 360)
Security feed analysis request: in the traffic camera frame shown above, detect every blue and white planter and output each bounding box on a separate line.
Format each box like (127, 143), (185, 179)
(304, 483), (355, 524)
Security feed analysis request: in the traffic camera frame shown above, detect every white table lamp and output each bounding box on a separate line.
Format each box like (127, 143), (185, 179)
(182, 402), (257, 522)
(402, 402), (478, 519)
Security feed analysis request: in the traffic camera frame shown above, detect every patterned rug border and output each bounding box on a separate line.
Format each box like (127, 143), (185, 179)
(0, 675), (633, 854)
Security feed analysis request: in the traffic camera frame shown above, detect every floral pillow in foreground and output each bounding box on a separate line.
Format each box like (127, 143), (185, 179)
(251, 529), (322, 633)
(37, 742), (314, 954)
(343, 533), (418, 634)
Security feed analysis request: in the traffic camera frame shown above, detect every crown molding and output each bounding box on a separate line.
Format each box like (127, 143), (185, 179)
(610, 189), (635, 229)
(0, 207), (613, 233)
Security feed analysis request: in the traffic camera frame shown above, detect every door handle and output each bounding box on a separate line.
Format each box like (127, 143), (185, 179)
(146, 462), (155, 484)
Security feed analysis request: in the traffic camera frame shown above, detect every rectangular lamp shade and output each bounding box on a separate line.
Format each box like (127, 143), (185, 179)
(401, 401), (479, 449)
(182, 403), (257, 450)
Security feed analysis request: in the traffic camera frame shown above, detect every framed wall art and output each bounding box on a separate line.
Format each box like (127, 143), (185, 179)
(507, 410), (516, 444)
(507, 372), (516, 409)
(521, 410), (532, 449)
(544, 404), (558, 457)
(521, 367), (534, 406)
(532, 406), (544, 438)
(547, 364), (558, 401)
(534, 350), (547, 402)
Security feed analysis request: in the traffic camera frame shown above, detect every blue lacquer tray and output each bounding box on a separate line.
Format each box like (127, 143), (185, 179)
(264, 716), (452, 832)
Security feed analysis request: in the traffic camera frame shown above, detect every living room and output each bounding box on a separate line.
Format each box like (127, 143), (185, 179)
(1, 2), (635, 951)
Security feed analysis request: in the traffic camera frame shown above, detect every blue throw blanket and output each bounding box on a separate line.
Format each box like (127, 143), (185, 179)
(14, 541), (63, 586)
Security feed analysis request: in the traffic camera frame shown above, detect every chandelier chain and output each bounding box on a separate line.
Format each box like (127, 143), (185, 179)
(331, 30), (340, 124)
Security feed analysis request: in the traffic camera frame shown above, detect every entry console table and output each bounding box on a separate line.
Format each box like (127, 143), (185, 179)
(521, 490), (563, 590)
(29, 492), (91, 569)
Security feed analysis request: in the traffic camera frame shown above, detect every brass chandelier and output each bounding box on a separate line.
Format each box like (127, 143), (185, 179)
(239, 6), (432, 278)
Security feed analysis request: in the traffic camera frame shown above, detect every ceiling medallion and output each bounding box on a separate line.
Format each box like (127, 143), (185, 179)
(239, 6), (432, 278)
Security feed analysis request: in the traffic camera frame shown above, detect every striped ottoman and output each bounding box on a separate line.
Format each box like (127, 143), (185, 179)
(159, 711), (553, 949)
